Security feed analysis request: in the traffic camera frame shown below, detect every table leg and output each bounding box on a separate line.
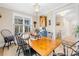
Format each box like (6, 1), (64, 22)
(53, 50), (56, 56)
(63, 44), (66, 56)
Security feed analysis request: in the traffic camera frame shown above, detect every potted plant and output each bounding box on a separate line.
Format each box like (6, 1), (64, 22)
(75, 25), (79, 38)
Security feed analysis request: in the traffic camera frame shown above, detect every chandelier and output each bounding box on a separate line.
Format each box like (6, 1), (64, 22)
(34, 3), (40, 13)
(34, 3), (40, 22)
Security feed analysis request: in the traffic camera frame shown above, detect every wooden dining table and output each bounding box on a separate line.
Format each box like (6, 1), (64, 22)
(27, 37), (62, 56)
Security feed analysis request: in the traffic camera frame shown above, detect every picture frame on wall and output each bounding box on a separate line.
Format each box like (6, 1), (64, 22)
(33, 21), (37, 28)
(40, 16), (47, 27)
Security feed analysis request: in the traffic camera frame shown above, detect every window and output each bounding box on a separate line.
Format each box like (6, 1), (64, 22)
(15, 16), (23, 24)
(24, 18), (31, 32)
(25, 19), (30, 25)
(14, 16), (31, 35)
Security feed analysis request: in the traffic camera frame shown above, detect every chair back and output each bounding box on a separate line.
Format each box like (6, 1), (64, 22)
(62, 43), (77, 56)
(1, 29), (15, 42)
(48, 32), (53, 38)
(1, 29), (12, 38)
(62, 40), (79, 56)
(16, 37), (30, 55)
(16, 37), (26, 46)
(21, 33), (30, 40)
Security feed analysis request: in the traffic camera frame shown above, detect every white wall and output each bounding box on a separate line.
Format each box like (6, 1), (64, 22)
(46, 4), (79, 40)
(0, 7), (13, 33)
(46, 11), (56, 39)
(60, 4), (79, 39)
(0, 7), (13, 47)
(0, 7), (32, 47)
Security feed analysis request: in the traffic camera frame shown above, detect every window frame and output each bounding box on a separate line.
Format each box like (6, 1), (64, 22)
(13, 13), (32, 35)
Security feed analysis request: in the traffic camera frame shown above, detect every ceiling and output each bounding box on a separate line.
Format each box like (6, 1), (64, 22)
(0, 3), (69, 16)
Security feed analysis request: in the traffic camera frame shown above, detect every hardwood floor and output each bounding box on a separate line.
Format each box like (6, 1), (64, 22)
(0, 48), (4, 56)
(0, 44), (18, 56)
(4, 45), (18, 56)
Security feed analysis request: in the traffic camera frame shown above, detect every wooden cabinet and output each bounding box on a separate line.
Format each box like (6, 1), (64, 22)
(40, 16), (47, 27)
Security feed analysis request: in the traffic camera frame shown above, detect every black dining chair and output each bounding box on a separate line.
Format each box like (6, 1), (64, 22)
(53, 43), (66, 56)
(54, 40), (79, 56)
(0, 29), (16, 49)
(64, 41), (79, 56)
(16, 36), (31, 56)
(16, 33), (37, 56)
(53, 40), (79, 56)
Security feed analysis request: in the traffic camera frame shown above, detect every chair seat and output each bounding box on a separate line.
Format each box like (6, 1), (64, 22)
(4, 36), (14, 42)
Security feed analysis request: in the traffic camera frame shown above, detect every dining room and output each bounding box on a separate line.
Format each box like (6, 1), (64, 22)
(0, 3), (79, 56)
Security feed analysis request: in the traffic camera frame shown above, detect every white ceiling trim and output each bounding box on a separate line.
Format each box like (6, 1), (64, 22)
(0, 3), (70, 16)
